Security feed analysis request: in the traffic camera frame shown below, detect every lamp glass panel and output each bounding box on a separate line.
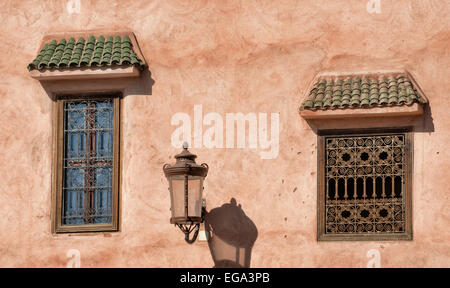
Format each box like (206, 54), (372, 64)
(169, 177), (185, 219)
(187, 176), (204, 218)
(168, 175), (204, 220)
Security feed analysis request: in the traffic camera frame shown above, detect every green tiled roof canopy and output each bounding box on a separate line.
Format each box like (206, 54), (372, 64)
(28, 35), (145, 71)
(300, 73), (427, 111)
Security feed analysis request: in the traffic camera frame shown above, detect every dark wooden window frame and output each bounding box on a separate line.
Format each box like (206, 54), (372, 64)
(317, 128), (413, 241)
(52, 93), (121, 234)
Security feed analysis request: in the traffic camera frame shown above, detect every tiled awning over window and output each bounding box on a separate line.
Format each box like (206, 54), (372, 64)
(28, 34), (146, 71)
(300, 72), (427, 111)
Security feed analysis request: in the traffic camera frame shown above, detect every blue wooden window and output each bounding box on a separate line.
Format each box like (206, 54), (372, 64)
(62, 99), (114, 225)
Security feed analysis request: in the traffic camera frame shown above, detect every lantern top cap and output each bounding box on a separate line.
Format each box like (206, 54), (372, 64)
(174, 143), (197, 161)
(163, 144), (208, 178)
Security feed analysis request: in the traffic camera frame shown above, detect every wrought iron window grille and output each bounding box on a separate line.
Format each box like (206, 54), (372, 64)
(317, 130), (412, 241)
(53, 95), (120, 233)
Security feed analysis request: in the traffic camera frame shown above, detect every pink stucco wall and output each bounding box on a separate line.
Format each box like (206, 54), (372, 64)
(0, 0), (449, 267)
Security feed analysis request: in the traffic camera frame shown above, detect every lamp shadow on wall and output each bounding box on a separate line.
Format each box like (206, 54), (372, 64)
(37, 67), (155, 100)
(204, 198), (258, 268)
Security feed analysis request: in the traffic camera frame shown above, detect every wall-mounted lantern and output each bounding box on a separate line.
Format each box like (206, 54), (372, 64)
(163, 142), (208, 244)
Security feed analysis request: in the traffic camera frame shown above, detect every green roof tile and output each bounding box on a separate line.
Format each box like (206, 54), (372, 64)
(28, 34), (146, 71)
(300, 73), (427, 111)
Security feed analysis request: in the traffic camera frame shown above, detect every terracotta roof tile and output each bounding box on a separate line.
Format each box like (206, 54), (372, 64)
(300, 72), (427, 111)
(28, 34), (145, 71)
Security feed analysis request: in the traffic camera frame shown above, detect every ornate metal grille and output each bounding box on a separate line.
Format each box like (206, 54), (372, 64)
(324, 133), (407, 236)
(62, 99), (113, 225)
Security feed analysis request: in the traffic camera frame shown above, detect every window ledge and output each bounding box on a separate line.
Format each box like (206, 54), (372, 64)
(30, 65), (140, 81)
(300, 102), (423, 120)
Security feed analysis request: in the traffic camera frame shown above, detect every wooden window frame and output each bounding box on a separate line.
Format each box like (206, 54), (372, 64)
(52, 93), (121, 234)
(317, 128), (413, 241)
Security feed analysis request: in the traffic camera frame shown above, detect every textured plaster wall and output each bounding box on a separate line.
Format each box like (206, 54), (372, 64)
(0, 0), (449, 267)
